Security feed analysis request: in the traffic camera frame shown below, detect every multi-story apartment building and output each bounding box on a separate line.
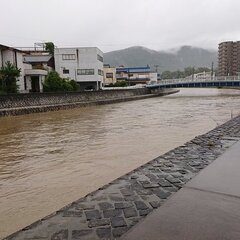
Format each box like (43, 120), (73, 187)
(218, 41), (240, 76)
(54, 47), (104, 90)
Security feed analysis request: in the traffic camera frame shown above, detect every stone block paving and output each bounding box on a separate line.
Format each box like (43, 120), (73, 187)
(5, 116), (240, 240)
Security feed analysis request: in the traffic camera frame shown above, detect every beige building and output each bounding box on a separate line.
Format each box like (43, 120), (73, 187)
(218, 41), (240, 76)
(103, 64), (117, 85)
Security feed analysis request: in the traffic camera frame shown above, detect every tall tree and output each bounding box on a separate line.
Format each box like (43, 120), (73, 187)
(45, 42), (55, 55)
(184, 67), (195, 77)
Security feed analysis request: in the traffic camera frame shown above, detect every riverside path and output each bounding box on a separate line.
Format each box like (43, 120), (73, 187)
(121, 135), (240, 240)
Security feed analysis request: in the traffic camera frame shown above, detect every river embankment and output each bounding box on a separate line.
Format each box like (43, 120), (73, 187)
(0, 88), (178, 117)
(6, 113), (240, 240)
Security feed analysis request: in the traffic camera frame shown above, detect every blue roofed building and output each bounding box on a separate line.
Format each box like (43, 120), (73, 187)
(116, 66), (153, 85)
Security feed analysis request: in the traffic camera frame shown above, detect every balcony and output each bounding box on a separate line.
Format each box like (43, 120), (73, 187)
(25, 69), (48, 76)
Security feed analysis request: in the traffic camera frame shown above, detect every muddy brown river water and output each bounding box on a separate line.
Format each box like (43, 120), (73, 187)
(0, 88), (240, 238)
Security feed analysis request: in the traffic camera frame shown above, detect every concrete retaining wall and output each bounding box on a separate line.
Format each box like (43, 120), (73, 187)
(0, 88), (178, 117)
(0, 89), (152, 117)
(0, 89), (149, 109)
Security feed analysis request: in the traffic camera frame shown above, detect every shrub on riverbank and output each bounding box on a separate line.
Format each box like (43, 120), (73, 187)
(0, 61), (21, 94)
(43, 71), (79, 92)
(105, 80), (128, 87)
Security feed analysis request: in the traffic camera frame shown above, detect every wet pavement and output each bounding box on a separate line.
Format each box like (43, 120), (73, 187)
(121, 138), (240, 240)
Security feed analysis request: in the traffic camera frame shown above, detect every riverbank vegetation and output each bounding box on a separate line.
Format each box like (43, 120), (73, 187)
(0, 61), (21, 94)
(161, 67), (212, 79)
(105, 80), (128, 87)
(43, 71), (79, 92)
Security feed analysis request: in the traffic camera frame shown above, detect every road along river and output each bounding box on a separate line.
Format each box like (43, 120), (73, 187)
(0, 88), (240, 238)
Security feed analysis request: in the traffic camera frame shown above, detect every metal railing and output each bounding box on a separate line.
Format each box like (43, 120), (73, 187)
(157, 76), (240, 86)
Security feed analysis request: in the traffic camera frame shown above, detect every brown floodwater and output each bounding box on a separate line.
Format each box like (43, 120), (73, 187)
(0, 88), (240, 238)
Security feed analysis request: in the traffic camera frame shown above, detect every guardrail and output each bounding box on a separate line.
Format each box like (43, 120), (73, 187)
(157, 76), (240, 85)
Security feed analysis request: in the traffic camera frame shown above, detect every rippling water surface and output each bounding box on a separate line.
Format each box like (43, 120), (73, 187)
(0, 88), (240, 238)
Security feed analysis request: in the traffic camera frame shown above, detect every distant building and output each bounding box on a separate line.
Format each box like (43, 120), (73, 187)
(184, 71), (214, 81)
(116, 66), (153, 85)
(149, 72), (158, 84)
(103, 64), (117, 86)
(54, 47), (104, 90)
(193, 71), (214, 80)
(218, 41), (240, 76)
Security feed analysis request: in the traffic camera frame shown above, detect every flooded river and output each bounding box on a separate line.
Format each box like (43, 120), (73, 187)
(0, 88), (240, 238)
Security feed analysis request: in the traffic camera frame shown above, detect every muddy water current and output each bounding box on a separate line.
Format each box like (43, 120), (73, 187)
(0, 88), (240, 238)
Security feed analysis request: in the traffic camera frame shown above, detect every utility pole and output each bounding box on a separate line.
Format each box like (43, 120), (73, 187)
(211, 62), (214, 80)
(128, 68), (130, 86)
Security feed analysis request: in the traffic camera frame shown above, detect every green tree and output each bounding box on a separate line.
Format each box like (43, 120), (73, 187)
(103, 81), (128, 87)
(43, 71), (63, 92)
(69, 80), (80, 91)
(161, 71), (173, 79)
(0, 61), (21, 94)
(161, 66), (213, 80)
(45, 42), (55, 55)
(172, 70), (185, 79)
(43, 71), (79, 92)
(196, 67), (210, 73)
(183, 67), (195, 77)
(115, 80), (128, 87)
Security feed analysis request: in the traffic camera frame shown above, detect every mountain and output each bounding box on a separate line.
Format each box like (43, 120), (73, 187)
(103, 46), (217, 72)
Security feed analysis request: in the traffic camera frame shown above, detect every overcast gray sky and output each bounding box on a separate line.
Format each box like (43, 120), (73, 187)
(1, 0), (240, 52)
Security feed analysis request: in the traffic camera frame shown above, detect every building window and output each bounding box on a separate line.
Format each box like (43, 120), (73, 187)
(77, 69), (95, 75)
(97, 54), (103, 62)
(106, 73), (113, 78)
(62, 54), (76, 60)
(98, 69), (103, 76)
(63, 69), (69, 74)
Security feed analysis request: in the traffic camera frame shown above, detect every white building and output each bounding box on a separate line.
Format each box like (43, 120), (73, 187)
(54, 47), (104, 90)
(193, 71), (214, 80)
(149, 72), (158, 84)
(185, 71), (215, 81)
(0, 44), (25, 92)
(0, 44), (49, 93)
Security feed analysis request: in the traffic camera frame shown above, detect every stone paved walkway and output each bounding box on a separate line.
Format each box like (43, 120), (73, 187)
(5, 115), (240, 240)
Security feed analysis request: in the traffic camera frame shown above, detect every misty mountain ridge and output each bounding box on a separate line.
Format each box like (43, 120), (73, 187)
(104, 46), (217, 72)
